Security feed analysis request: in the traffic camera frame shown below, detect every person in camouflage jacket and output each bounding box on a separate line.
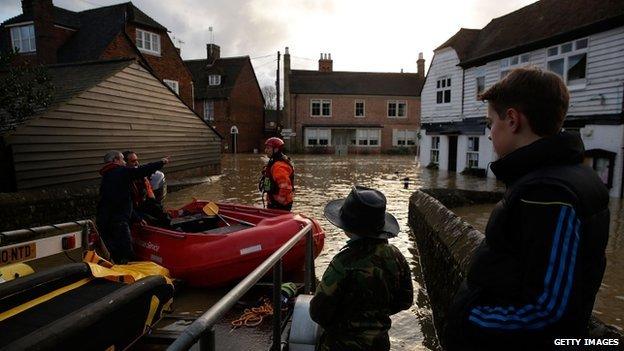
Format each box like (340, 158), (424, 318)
(310, 185), (413, 351)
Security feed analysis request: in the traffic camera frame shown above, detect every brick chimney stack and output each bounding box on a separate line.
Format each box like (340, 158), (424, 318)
(318, 53), (332, 72)
(22, 0), (55, 64)
(207, 43), (220, 64)
(417, 52), (425, 78)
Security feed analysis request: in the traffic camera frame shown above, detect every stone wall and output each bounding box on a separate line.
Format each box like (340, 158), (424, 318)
(408, 189), (623, 348)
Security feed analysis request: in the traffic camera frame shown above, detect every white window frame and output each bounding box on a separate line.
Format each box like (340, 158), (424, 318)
(500, 53), (531, 79)
(387, 100), (407, 118)
(355, 100), (365, 118)
(10, 24), (36, 53)
(431, 136), (440, 164)
(209, 75), (221, 86)
(466, 136), (479, 168)
(435, 77), (451, 104)
(310, 99), (332, 117)
(356, 129), (381, 147)
(546, 38), (589, 88)
(305, 128), (331, 146)
(393, 129), (417, 147)
(136, 28), (161, 55)
(203, 100), (214, 121)
(163, 79), (179, 94)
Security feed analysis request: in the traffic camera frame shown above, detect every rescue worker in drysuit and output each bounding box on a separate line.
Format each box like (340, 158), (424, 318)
(259, 137), (294, 211)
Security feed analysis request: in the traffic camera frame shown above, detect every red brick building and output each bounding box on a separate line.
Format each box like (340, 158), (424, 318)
(0, 0), (194, 107)
(185, 45), (265, 153)
(283, 49), (426, 154)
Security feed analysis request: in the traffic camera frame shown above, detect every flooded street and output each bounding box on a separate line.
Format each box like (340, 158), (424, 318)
(454, 201), (624, 331)
(166, 153), (501, 350)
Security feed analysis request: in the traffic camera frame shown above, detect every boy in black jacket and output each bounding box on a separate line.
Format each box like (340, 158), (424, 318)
(444, 67), (610, 350)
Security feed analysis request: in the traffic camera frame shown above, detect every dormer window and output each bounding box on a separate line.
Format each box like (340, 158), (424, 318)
(136, 29), (160, 55)
(10, 24), (36, 53)
(209, 75), (221, 86)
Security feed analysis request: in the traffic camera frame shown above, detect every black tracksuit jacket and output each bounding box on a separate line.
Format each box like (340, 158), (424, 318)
(444, 132), (610, 350)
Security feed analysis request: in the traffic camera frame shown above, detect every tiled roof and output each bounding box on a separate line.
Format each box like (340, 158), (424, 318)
(185, 56), (250, 99)
(435, 28), (481, 61)
(436, 0), (624, 67)
(289, 70), (424, 97)
(2, 6), (81, 29)
(2, 2), (168, 63)
(1, 59), (134, 134)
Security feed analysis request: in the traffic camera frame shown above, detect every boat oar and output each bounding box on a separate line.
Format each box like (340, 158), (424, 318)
(219, 214), (256, 227)
(202, 202), (230, 227)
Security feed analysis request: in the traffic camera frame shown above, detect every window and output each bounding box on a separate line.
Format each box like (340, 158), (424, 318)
(466, 136), (479, 168)
(546, 38), (588, 86)
(10, 25), (36, 53)
(305, 128), (331, 146)
(388, 100), (407, 117)
(204, 100), (214, 121)
(356, 129), (380, 147)
(500, 54), (530, 78)
(431, 136), (440, 164)
(310, 99), (331, 117)
(209, 75), (221, 86)
(436, 78), (451, 104)
(163, 79), (179, 94)
(476, 76), (485, 98)
(393, 129), (417, 146)
(355, 100), (365, 117)
(136, 29), (161, 55)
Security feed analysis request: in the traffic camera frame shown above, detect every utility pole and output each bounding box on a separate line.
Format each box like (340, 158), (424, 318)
(276, 51), (281, 113)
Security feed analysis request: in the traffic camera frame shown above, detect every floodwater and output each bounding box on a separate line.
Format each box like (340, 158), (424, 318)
(454, 202), (624, 331)
(166, 153), (502, 350)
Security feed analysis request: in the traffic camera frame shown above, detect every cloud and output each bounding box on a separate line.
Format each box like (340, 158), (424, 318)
(0, 0), (536, 88)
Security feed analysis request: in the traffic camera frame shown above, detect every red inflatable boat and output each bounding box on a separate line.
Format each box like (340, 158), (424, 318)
(131, 200), (325, 287)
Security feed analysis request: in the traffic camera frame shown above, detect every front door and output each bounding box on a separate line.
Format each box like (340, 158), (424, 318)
(448, 135), (458, 172)
(332, 130), (349, 155)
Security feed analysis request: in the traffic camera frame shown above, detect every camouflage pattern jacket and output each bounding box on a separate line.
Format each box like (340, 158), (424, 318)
(310, 237), (413, 351)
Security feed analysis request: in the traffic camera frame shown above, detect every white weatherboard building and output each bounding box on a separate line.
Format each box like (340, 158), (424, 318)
(420, 0), (624, 197)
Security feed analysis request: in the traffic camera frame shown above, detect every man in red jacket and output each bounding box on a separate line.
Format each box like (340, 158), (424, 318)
(260, 137), (294, 211)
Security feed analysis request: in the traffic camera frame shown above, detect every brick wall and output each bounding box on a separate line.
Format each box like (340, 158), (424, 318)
(227, 61), (265, 153)
(194, 61), (264, 153)
(291, 93), (421, 152)
(109, 24), (194, 108)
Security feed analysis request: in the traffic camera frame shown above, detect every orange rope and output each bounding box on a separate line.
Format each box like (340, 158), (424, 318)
(231, 298), (273, 328)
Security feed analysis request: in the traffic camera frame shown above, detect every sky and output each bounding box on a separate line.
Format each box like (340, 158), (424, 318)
(0, 0), (536, 90)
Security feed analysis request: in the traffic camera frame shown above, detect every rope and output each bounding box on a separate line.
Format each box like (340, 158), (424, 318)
(230, 298), (273, 328)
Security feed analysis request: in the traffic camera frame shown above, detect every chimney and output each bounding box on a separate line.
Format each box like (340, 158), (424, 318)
(207, 43), (220, 64)
(175, 47), (181, 55)
(21, 0), (34, 16)
(318, 52), (333, 72)
(417, 52), (425, 78)
(25, 0), (55, 64)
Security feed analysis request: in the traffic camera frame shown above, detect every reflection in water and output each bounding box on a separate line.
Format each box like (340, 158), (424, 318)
(454, 202), (624, 331)
(166, 154), (502, 350)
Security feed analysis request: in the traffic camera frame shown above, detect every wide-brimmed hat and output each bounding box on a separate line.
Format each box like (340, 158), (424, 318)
(323, 185), (399, 239)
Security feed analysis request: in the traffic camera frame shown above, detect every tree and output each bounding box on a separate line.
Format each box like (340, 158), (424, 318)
(0, 50), (53, 131)
(262, 85), (276, 110)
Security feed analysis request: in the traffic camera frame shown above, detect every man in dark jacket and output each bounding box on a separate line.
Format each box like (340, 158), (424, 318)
(310, 185), (413, 351)
(444, 68), (610, 350)
(96, 151), (169, 264)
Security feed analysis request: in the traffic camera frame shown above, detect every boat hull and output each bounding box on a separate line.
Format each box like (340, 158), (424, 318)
(132, 202), (325, 287)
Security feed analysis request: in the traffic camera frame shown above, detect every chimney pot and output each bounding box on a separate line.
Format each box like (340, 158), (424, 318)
(285, 47), (289, 54)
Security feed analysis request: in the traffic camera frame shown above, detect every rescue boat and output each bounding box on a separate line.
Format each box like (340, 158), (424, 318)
(131, 200), (325, 287)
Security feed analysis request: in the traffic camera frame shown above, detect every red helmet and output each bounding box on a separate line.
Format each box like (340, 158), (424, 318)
(265, 137), (285, 151)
